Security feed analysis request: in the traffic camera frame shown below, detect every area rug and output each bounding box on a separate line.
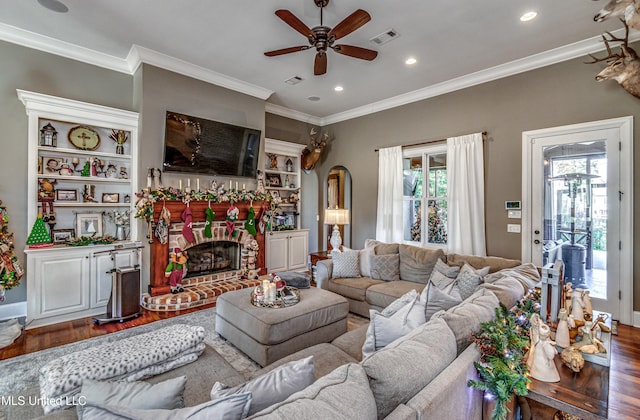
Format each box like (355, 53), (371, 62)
(0, 308), (260, 420)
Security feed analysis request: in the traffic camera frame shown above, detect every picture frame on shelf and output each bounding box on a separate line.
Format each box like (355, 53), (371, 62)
(42, 156), (63, 175)
(101, 193), (120, 203)
(76, 213), (103, 237)
(52, 229), (75, 244)
(55, 189), (78, 202)
(266, 174), (282, 187)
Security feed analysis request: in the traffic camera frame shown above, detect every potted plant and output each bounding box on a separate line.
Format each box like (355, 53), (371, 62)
(467, 302), (533, 420)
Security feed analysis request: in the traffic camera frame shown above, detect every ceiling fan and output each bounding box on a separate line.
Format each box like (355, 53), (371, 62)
(264, 0), (378, 76)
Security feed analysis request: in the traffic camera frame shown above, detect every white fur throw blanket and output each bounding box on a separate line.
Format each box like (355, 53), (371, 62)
(39, 324), (205, 415)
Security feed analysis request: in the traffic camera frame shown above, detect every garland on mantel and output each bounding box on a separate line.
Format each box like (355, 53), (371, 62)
(134, 187), (278, 222)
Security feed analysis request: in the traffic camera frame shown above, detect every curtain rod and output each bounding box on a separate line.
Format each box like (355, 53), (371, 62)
(374, 131), (487, 152)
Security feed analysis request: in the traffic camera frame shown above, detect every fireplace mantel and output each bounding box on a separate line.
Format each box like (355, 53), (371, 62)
(149, 200), (267, 295)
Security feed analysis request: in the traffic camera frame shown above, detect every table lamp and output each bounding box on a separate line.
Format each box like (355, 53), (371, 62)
(324, 207), (349, 253)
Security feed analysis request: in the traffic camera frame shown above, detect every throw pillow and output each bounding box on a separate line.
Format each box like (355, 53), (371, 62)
(428, 259), (460, 291)
(398, 244), (445, 284)
(331, 249), (360, 278)
(210, 356), (314, 416)
(274, 272), (311, 289)
(370, 254), (400, 281)
(81, 392), (252, 420)
(77, 376), (187, 419)
(420, 281), (463, 321)
(455, 263), (490, 300)
(359, 247), (375, 277)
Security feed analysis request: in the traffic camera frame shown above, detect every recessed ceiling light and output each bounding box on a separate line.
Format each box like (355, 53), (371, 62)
(307, 96), (321, 102)
(405, 57), (417, 65)
(334, 86), (344, 92)
(37, 0), (69, 13)
(520, 11), (537, 22)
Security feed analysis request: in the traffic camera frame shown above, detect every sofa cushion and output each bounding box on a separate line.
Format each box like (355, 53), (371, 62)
(478, 277), (525, 309)
(81, 393), (252, 420)
(420, 281), (463, 321)
(329, 277), (384, 302)
(332, 249), (361, 278)
(374, 243), (399, 255)
(455, 263), (490, 300)
(77, 376), (187, 419)
(331, 324), (368, 361)
(434, 288), (500, 355)
(361, 317), (457, 419)
(366, 280), (426, 309)
(362, 290), (420, 358)
(446, 253), (521, 273)
(399, 244), (445, 284)
(483, 263), (541, 291)
(370, 254), (400, 281)
(249, 363), (377, 420)
(211, 356), (315, 416)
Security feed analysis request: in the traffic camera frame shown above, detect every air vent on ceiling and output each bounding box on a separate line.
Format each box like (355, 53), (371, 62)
(370, 29), (400, 45)
(284, 75), (304, 85)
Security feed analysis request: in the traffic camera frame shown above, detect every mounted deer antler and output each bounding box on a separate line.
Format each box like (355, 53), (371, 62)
(586, 20), (640, 98)
(301, 127), (329, 172)
(593, 0), (640, 30)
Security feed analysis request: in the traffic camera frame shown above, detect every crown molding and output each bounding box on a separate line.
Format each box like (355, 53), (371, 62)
(127, 45), (273, 100)
(265, 103), (322, 126)
(0, 22), (130, 73)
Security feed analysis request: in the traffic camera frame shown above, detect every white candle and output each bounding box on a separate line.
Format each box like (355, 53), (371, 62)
(196, 178), (200, 191)
(187, 178), (191, 188)
(236, 181), (238, 191)
(229, 180), (232, 190)
(179, 179), (182, 190)
(242, 183), (246, 190)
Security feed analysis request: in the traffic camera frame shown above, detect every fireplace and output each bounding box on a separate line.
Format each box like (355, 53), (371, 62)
(148, 201), (266, 296)
(185, 241), (240, 278)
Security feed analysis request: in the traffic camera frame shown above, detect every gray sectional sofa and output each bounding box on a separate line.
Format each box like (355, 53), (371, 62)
(39, 244), (539, 419)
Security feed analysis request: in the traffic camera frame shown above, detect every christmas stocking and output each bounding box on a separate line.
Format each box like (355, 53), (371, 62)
(181, 206), (195, 243)
(225, 204), (239, 237)
(244, 207), (257, 236)
(258, 206), (267, 234)
(155, 206), (170, 244)
(204, 207), (215, 238)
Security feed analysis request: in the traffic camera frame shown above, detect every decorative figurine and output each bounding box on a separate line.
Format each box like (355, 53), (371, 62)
(285, 158), (293, 172)
(38, 179), (56, 214)
(582, 290), (593, 318)
(571, 289), (586, 322)
(165, 247), (188, 294)
(58, 161), (73, 176)
(560, 347), (585, 373)
(555, 308), (571, 348)
(109, 129), (128, 155)
(153, 168), (163, 189)
(256, 170), (266, 194)
(106, 164), (118, 179)
(119, 167), (128, 179)
(528, 313), (560, 382)
(267, 153), (278, 169)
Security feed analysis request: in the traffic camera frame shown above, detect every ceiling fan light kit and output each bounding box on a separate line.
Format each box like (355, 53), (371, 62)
(264, 0), (378, 76)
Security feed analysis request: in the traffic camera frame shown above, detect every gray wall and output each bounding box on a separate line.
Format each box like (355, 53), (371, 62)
(314, 50), (640, 311)
(0, 40), (133, 304)
(135, 64), (267, 291)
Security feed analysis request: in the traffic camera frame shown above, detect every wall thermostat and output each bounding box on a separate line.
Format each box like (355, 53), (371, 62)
(505, 201), (521, 210)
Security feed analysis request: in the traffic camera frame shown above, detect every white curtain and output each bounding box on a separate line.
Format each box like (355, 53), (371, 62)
(376, 146), (404, 243)
(446, 133), (486, 256)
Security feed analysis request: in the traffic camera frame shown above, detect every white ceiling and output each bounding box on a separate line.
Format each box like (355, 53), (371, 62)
(0, 0), (630, 124)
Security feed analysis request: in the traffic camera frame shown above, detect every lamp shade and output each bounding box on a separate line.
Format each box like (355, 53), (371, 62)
(324, 208), (350, 225)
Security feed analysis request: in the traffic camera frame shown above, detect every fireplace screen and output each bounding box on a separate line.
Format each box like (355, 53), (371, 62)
(185, 241), (240, 278)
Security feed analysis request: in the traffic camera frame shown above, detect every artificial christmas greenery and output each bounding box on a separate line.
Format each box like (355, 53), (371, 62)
(0, 202), (24, 300)
(467, 291), (541, 420)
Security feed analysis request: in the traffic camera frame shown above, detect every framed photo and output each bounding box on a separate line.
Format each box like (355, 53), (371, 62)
(55, 189), (78, 202)
(101, 193), (120, 203)
(266, 174), (282, 187)
(52, 229), (75, 244)
(42, 156), (63, 174)
(76, 213), (103, 237)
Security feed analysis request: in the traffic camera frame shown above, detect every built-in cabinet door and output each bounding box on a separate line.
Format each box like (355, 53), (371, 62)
(33, 251), (90, 319)
(267, 233), (289, 272)
(92, 250), (137, 308)
(288, 231), (309, 271)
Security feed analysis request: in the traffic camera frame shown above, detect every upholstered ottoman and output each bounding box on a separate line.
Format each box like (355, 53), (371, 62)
(215, 287), (349, 367)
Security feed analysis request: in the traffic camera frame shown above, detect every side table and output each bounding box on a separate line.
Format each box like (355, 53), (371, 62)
(309, 250), (331, 284)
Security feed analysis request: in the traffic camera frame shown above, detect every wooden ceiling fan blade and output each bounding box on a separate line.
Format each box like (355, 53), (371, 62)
(264, 46), (310, 57)
(275, 10), (314, 38)
(332, 44), (378, 61)
(314, 52), (327, 75)
(328, 9), (371, 40)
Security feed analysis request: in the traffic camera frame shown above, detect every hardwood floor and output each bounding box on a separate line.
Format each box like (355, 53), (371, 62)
(1, 310), (638, 419)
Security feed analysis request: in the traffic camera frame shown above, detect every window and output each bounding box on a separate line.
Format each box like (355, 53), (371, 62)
(402, 146), (448, 247)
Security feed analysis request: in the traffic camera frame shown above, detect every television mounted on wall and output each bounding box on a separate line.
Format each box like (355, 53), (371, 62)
(162, 111), (261, 178)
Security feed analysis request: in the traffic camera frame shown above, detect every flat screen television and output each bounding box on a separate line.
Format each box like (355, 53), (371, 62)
(162, 111), (261, 178)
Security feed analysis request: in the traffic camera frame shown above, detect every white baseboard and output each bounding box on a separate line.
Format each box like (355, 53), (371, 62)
(634, 311), (640, 328)
(0, 301), (27, 321)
